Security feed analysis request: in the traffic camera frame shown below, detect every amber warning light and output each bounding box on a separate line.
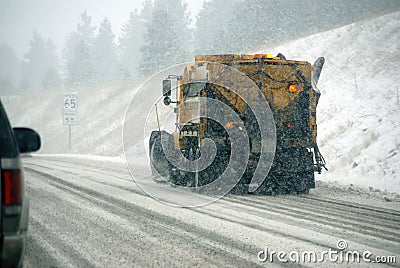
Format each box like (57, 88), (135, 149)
(225, 122), (233, 129)
(254, 54), (274, 59)
(289, 84), (298, 93)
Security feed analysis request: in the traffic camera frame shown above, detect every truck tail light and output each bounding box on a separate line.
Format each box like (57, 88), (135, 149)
(225, 122), (233, 129)
(289, 84), (297, 93)
(2, 170), (23, 205)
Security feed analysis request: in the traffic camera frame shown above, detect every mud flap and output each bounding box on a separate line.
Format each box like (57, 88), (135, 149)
(149, 130), (173, 182)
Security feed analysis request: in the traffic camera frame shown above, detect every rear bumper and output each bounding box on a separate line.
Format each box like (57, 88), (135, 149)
(1, 232), (26, 268)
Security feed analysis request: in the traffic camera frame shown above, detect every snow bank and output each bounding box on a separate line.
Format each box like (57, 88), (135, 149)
(2, 81), (140, 156)
(32, 153), (125, 163)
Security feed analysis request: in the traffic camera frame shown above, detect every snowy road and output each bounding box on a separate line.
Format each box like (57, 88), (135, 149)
(22, 156), (400, 267)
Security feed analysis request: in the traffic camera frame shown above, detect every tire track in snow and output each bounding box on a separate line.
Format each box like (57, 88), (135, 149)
(25, 159), (400, 243)
(227, 195), (400, 232)
(26, 159), (400, 238)
(225, 195), (400, 244)
(24, 158), (400, 267)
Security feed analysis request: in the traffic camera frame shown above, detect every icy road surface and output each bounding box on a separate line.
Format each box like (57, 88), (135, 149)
(23, 155), (400, 267)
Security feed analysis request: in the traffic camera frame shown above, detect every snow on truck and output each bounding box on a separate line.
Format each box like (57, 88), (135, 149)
(149, 54), (327, 194)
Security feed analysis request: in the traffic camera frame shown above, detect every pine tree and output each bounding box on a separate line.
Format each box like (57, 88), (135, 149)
(194, 0), (242, 54)
(92, 18), (117, 83)
(226, 0), (279, 53)
(66, 39), (93, 86)
(118, 9), (147, 79)
(64, 11), (96, 61)
(153, 0), (192, 52)
(140, 0), (153, 22)
(22, 31), (47, 90)
(22, 31), (60, 91)
(0, 44), (20, 95)
(118, 1), (155, 79)
(41, 39), (61, 90)
(42, 67), (62, 90)
(140, 9), (186, 76)
(64, 11), (96, 86)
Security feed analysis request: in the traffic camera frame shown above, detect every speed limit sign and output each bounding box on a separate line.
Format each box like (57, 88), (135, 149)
(64, 93), (78, 112)
(63, 93), (78, 125)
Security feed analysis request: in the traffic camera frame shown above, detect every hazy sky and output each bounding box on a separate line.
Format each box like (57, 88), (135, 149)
(0, 0), (205, 59)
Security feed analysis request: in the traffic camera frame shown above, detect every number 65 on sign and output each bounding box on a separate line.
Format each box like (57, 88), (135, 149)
(64, 93), (78, 112)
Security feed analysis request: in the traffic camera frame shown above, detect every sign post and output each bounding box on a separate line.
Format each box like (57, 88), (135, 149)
(63, 93), (78, 150)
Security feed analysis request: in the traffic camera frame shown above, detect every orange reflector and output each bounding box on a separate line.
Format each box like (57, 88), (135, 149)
(289, 84), (297, 93)
(225, 122), (233, 129)
(287, 122), (294, 128)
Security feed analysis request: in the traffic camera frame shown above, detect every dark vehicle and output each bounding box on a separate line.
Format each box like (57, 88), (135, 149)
(0, 100), (41, 267)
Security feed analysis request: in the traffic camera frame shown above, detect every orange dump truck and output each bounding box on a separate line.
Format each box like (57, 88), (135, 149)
(150, 54), (326, 194)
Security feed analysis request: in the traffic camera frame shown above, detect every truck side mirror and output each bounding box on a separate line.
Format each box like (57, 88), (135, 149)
(13, 127), (41, 153)
(163, 79), (172, 97)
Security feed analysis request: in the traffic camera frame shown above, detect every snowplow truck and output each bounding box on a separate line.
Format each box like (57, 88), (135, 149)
(149, 54), (326, 194)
